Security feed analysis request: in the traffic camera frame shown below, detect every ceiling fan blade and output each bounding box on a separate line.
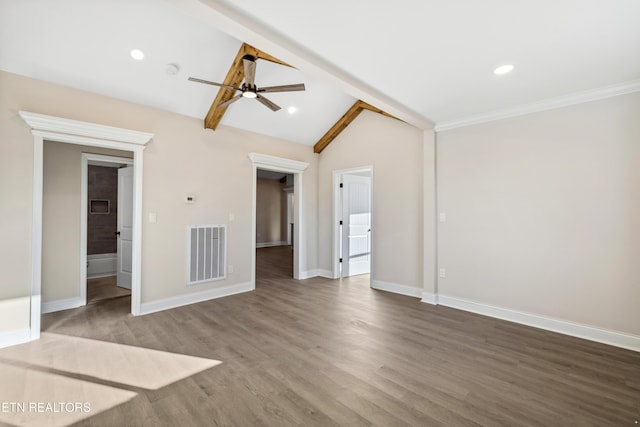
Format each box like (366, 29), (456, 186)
(243, 55), (256, 87)
(256, 94), (281, 112)
(188, 77), (241, 91)
(258, 83), (306, 93)
(217, 94), (243, 108)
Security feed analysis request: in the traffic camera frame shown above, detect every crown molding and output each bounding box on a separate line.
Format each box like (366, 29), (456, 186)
(435, 79), (640, 132)
(19, 111), (153, 145)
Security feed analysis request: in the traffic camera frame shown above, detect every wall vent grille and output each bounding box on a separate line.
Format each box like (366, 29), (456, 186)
(187, 224), (226, 285)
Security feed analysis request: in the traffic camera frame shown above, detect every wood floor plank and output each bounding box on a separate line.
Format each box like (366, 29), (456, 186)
(1, 245), (636, 426)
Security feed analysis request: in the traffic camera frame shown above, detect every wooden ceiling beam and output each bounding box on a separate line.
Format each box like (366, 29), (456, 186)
(244, 44), (291, 68)
(203, 43), (292, 130)
(203, 42), (398, 148)
(204, 43), (248, 130)
(313, 100), (400, 154)
(313, 101), (364, 154)
(358, 100), (399, 121)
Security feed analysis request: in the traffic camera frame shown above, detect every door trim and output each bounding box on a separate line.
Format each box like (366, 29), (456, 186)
(248, 153), (308, 283)
(20, 111), (152, 341)
(81, 154), (134, 305)
(332, 166), (374, 280)
(283, 186), (294, 246)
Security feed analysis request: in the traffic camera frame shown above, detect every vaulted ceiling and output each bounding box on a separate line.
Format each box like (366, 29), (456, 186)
(2, 0), (639, 146)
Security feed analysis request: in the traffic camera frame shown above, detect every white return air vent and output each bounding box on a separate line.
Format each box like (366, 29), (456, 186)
(187, 224), (226, 285)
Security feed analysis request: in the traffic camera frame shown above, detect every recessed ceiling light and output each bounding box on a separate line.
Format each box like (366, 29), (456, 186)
(130, 49), (145, 61)
(287, 106), (297, 114)
(493, 64), (514, 75)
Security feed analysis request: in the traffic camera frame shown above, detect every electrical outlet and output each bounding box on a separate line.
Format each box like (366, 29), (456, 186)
(439, 212), (447, 222)
(439, 268), (446, 278)
(228, 264), (234, 274)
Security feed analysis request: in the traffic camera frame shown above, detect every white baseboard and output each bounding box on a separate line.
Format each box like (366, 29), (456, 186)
(299, 269), (334, 279)
(256, 241), (287, 248)
(139, 281), (253, 315)
(299, 269), (318, 279)
(421, 291), (438, 305)
(371, 280), (422, 298)
(317, 269), (334, 279)
(437, 294), (640, 352)
(88, 273), (116, 280)
(42, 297), (84, 314)
(0, 328), (32, 349)
(87, 252), (116, 278)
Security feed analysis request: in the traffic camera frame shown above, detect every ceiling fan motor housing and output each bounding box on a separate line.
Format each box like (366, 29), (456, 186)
(241, 83), (258, 98)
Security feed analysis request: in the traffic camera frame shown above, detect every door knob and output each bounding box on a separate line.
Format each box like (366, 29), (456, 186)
(115, 231), (121, 236)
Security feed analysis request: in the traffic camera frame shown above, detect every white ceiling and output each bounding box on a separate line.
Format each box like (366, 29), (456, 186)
(2, 0), (640, 144)
(208, 0), (640, 127)
(0, 0), (355, 146)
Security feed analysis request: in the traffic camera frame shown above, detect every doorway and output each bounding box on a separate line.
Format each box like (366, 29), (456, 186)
(82, 154), (134, 304)
(333, 166), (373, 281)
(248, 153), (309, 286)
(255, 169), (294, 278)
(21, 110), (151, 341)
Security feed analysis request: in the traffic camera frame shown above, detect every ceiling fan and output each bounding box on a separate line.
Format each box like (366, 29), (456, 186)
(188, 54), (305, 112)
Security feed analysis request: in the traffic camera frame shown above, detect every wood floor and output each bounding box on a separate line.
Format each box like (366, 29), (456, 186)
(86, 276), (131, 304)
(6, 246), (640, 426)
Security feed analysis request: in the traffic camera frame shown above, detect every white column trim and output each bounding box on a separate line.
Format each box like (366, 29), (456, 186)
(30, 134), (43, 340)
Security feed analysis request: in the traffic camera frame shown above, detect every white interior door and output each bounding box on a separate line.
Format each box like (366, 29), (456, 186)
(341, 174), (372, 277)
(117, 166), (134, 289)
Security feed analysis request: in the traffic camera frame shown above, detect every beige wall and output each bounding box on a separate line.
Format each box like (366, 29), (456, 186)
(318, 110), (426, 288)
(437, 93), (640, 335)
(0, 71), (318, 330)
(5, 66), (636, 345)
(256, 178), (286, 245)
(42, 142), (131, 302)
(0, 72), (35, 333)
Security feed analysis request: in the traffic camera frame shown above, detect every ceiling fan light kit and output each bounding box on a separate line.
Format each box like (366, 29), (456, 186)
(189, 54), (305, 112)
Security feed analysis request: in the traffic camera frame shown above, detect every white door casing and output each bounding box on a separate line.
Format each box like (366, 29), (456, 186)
(332, 166), (373, 280)
(341, 174), (372, 277)
(284, 186), (294, 246)
(20, 111), (152, 345)
(248, 153), (308, 282)
(117, 166), (134, 289)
